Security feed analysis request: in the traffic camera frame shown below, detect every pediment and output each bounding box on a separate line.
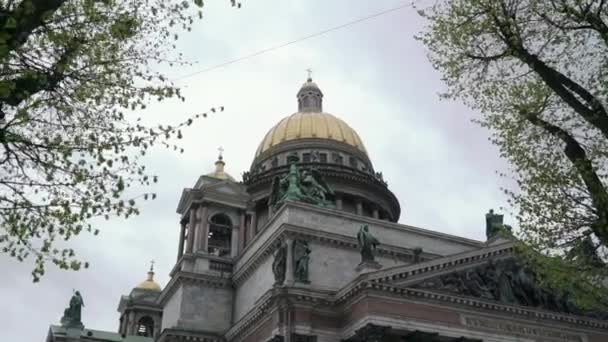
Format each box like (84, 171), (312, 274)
(202, 180), (249, 197)
(407, 257), (607, 319)
(360, 242), (606, 320)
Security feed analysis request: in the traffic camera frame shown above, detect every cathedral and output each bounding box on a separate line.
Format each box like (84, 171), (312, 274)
(46, 78), (608, 342)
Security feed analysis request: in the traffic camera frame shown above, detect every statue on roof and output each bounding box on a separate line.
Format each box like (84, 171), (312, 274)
(485, 209), (512, 240)
(357, 224), (380, 263)
(301, 168), (333, 205)
(268, 153), (334, 211)
(60, 290), (85, 329)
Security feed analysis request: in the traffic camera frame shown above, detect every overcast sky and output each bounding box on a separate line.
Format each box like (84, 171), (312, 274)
(2, 1), (514, 341)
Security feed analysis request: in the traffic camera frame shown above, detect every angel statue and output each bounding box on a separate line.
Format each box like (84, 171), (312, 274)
(357, 225), (379, 263)
(300, 168), (334, 206)
(269, 153), (305, 210)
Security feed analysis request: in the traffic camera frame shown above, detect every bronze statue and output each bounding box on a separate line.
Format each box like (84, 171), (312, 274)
(412, 258), (608, 319)
(485, 209), (512, 239)
(268, 153), (334, 210)
(293, 240), (311, 283)
(301, 169), (331, 203)
(357, 225), (379, 263)
(272, 244), (287, 286)
(60, 291), (85, 328)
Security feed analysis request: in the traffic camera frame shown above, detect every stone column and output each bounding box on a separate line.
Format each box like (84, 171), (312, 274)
(177, 221), (186, 261)
(247, 211), (257, 241)
(356, 200), (363, 216)
(284, 238), (294, 286)
(231, 226), (239, 258)
(118, 316), (125, 336)
(239, 211), (246, 252)
(153, 317), (161, 339)
(127, 311), (136, 336)
(372, 207), (379, 219)
(251, 211), (258, 234)
(335, 195), (343, 210)
(186, 206), (196, 253)
(197, 205), (209, 252)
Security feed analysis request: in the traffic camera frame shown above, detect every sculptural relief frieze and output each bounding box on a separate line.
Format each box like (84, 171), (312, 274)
(412, 258), (607, 319)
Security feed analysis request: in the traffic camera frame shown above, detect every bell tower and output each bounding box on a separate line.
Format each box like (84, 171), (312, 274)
(117, 262), (163, 339)
(159, 153), (251, 340)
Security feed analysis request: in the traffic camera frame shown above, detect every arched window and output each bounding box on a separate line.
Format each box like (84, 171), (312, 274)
(208, 214), (232, 257)
(136, 316), (154, 337)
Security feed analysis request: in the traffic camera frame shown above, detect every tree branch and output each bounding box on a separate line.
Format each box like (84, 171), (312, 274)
(523, 111), (608, 246)
(0, 37), (82, 108)
(0, 0), (66, 59)
(491, 2), (608, 139)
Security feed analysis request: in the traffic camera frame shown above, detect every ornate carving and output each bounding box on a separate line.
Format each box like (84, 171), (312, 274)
(60, 291), (85, 329)
(268, 153), (334, 210)
(272, 244), (287, 286)
(485, 209), (512, 240)
(357, 224), (379, 263)
(293, 239), (311, 283)
(412, 258), (608, 319)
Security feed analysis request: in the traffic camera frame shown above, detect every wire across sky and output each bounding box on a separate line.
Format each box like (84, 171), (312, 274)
(172, 1), (422, 82)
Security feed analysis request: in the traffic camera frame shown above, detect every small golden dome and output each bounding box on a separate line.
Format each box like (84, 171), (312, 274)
(255, 112), (367, 158)
(205, 153), (235, 181)
(135, 263), (162, 292)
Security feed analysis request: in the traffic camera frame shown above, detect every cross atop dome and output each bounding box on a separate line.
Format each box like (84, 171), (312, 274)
(218, 146), (224, 161)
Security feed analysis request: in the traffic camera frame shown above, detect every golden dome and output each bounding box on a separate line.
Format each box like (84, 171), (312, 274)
(135, 278), (161, 291)
(135, 266), (162, 292)
(255, 112), (367, 157)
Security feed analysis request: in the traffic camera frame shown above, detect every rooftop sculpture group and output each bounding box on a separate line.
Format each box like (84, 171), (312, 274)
(413, 258), (607, 319)
(269, 153), (334, 211)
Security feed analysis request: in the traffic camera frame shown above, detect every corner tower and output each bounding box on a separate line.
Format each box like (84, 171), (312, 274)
(117, 264), (163, 339)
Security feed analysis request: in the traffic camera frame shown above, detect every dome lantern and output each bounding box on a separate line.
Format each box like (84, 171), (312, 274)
(205, 147), (235, 181)
(297, 73), (323, 112)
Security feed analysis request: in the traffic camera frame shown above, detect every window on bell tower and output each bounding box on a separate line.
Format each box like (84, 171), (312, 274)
(208, 213), (232, 257)
(136, 316), (154, 337)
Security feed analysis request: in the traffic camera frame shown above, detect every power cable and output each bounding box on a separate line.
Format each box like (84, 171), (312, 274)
(172, 1), (423, 82)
